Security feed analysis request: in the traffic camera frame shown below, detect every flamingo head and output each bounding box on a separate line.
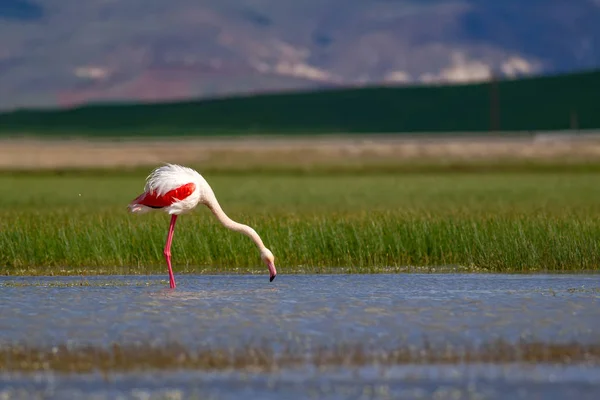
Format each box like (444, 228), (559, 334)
(260, 248), (277, 282)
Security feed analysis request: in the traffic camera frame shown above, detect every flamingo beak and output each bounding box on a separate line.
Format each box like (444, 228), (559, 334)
(268, 261), (277, 282)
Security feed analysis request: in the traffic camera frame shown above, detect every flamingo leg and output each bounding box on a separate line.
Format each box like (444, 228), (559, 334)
(164, 215), (178, 289)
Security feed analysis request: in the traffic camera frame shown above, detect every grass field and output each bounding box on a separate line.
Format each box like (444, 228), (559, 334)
(1, 165), (599, 276)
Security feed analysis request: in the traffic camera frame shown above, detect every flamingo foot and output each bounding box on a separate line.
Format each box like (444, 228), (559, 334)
(164, 250), (177, 289)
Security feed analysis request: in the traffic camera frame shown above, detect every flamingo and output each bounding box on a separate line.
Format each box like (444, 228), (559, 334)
(128, 163), (277, 289)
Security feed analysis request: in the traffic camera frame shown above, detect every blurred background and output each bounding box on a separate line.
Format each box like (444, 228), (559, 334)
(0, 0), (598, 170)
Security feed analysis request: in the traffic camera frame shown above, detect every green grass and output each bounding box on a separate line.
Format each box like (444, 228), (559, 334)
(1, 170), (599, 275)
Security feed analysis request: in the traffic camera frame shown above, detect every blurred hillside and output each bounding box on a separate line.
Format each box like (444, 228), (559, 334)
(0, 69), (598, 136)
(1, 0), (599, 110)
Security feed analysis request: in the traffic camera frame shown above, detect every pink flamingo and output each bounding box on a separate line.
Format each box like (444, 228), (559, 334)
(128, 163), (277, 289)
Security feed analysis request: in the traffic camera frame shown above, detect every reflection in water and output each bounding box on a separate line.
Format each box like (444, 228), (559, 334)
(0, 273), (599, 399)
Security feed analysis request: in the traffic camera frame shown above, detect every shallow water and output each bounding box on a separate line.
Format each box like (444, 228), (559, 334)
(0, 273), (599, 399)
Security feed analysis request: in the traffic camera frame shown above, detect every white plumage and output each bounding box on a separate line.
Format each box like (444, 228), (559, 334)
(144, 163), (204, 197)
(129, 163), (207, 215)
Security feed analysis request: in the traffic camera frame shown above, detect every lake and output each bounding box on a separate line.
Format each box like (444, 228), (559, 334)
(0, 274), (599, 399)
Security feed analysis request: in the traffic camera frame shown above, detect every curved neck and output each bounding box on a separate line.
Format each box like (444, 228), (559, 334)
(205, 194), (266, 251)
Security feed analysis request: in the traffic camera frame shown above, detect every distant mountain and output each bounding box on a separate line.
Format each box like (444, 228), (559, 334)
(1, 0), (599, 110)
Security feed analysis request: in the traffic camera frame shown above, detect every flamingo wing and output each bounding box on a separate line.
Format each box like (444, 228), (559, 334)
(132, 182), (196, 209)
